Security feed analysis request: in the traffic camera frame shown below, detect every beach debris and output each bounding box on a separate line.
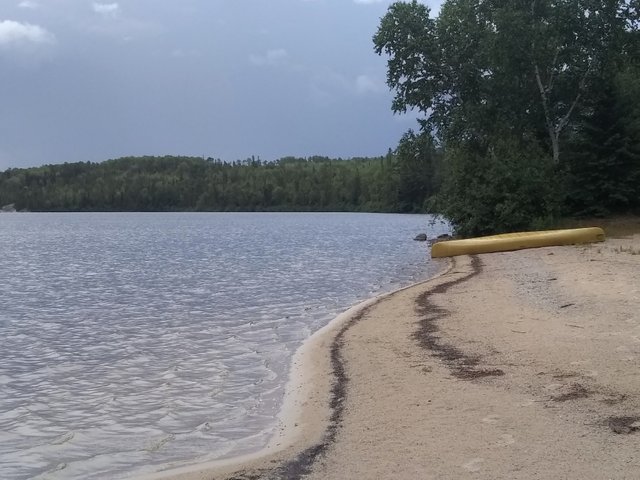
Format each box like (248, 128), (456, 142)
(551, 383), (590, 402)
(607, 416), (640, 434)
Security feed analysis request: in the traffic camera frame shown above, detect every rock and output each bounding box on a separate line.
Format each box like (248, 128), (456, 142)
(1, 203), (16, 213)
(429, 233), (453, 246)
(414, 233), (428, 242)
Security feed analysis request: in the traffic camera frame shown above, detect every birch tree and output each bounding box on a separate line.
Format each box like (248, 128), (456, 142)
(374, 0), (637, 163)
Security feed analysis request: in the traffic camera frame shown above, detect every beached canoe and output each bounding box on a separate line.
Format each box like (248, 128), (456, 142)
(431, 227), (605, 258)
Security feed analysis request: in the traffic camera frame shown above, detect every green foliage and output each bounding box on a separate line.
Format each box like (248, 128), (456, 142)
(375, 0), (634, 152)
(373, 1), (441, 117)
(0, 155), (407, 213)
(395, 130), (441, 212)
(433, 137), (560, 236)
(565, 64), (640, 216)
(376, 0), (640, 235)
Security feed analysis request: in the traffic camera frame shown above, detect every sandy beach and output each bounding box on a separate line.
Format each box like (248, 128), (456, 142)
(141, 232), (640, 479)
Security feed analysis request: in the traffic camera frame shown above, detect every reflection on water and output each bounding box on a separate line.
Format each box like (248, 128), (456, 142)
(0, 212), (448, 479)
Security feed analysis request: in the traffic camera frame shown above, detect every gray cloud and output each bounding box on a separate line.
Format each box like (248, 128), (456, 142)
(0, 0), (446, 171)
(0, 20), (54, 47)
(18, 1), (39, 9)
(92, 2), (120, 17)
(355, 74), (384, 95)
(249, 48), (289, 67)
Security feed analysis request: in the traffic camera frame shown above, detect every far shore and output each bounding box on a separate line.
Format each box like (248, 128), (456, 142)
(136, 231), (640, 479)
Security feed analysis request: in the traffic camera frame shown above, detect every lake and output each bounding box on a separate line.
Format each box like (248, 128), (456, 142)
(0, 212), (448, 479)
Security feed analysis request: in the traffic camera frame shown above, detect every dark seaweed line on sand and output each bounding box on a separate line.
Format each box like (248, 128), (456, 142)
(412, 258), (640, 436)
(413, 256), (505, 380)
(225, 307), (372, 480)
(226, 257), (495, 480)
(226, 258), (492, 479)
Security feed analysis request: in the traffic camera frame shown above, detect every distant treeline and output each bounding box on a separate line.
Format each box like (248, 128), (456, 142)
(6, 0), (640, 236)
(0, 151), (439, 213)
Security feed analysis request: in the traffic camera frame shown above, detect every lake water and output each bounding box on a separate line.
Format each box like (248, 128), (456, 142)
(0, 212), (448, 479)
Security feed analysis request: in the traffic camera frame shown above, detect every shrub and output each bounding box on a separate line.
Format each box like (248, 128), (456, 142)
(431, 136), (561, 237)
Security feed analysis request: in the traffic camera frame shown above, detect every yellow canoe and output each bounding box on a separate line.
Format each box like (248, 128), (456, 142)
(431, 227), (605, 258)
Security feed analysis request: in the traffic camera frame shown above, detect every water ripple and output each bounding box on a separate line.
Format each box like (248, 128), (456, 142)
(0, 212), (448, 479)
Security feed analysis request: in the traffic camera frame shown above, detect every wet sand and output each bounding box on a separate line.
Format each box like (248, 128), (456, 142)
(140, 234), (640, 479)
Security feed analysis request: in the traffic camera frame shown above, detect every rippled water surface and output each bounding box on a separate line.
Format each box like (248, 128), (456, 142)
(0, 212), (448, 479)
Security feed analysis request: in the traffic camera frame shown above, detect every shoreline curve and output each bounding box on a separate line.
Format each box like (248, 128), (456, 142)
(133, 259), (453, 480)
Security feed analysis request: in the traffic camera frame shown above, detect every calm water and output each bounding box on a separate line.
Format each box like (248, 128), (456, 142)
(0, 213), (448, 479)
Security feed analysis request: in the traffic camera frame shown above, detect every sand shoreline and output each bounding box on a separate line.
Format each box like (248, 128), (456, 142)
(138, 233), (640, 479)
(134, 261), (453, 480)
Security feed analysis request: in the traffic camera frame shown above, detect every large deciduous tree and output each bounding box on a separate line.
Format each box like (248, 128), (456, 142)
(374, 0), (636, 163)
(375, 0), (639, 234)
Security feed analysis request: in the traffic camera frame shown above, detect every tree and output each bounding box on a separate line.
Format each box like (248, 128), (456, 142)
(565, 63), (640, 215)
(0, 155), (412, 213)
(374, 0), (637, 163)
(373, 1), (444, 134)
(375, 0), (639, 235)
(395, 130), (440, 212)
(433, 135), (560, 236)
(528, 0), (630, 163)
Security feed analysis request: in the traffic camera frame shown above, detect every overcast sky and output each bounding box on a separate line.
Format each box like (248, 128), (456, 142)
(0, 0), (442, 170)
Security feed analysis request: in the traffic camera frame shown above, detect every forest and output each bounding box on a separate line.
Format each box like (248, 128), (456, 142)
(1, 0), (639, 236)
(373, 0), (640, 235)
(0, 153), (437, 213)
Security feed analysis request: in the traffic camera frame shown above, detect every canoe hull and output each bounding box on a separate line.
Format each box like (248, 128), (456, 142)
(431, 227), (605, 258)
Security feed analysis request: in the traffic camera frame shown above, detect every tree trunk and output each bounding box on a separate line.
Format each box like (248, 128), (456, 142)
(550, 132), (560, 164)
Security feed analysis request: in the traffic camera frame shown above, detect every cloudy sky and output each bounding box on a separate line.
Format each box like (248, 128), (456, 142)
(0, 0), (443, 170)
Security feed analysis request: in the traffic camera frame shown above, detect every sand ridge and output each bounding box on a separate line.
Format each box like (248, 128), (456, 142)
(139, 235), (640, 479)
